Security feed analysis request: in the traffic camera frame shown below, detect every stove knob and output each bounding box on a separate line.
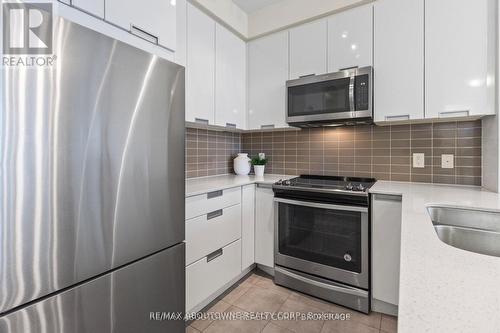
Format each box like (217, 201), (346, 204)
(356, 184), (366, 192)
(283, 180), (291, 186)
(276, 179), (283, 185)
(345, 183), (354, 191)
(344, 253), (352, 262)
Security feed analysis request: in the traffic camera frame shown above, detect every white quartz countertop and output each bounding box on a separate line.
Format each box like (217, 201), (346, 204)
(370, 181), (500, 333)
(185, 174), (294, 197)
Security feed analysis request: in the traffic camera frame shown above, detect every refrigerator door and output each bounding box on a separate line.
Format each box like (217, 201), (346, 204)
(0, 244), (185, 333)
(0, 16), (185, 313)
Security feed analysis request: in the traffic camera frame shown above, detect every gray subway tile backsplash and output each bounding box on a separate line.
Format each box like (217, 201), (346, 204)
(185, 120), (482, 186)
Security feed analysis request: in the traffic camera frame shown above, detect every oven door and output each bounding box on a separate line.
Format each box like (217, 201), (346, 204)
(274, 197), (369, 289)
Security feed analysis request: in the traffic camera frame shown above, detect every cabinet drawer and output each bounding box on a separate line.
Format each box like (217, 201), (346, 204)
(186, 240), (241, 311)
(186, 187), (241, 220)
(186, 204), (241, 265)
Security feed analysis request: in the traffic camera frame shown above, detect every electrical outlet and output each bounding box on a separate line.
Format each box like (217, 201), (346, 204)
(413, 153), (425, 168)
(442, 154), (454, 169)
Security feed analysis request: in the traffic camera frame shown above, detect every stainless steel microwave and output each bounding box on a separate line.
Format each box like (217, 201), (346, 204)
(286, 66), (373, 127)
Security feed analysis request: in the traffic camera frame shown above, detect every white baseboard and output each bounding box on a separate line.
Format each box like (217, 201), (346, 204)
(256, 264), (274, 276)
(372, 298), (398, 316)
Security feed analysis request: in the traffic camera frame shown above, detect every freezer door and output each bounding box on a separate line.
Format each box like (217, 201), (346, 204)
(0, 244), (185, 333)
(0, 16), (185, 313)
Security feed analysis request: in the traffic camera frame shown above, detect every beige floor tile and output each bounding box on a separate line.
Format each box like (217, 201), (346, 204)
(271, 298), (325, 333)
(321, 319), (380, 333)
(381, 314), (398, 333)
(190, 300), (231, 332)
(348, 310), (382, 330)
(222, 283), (251, 305)
(254, 275), (293, 298)
(262, 322), (294, 333)
(185, 326), (200, 333)
(238, 273), (262, 288)
(203, 306), (268, 333)
(232, 286), (289, 313)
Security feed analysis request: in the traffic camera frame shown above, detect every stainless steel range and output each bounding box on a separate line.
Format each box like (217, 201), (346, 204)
(272, 175), (376, 313)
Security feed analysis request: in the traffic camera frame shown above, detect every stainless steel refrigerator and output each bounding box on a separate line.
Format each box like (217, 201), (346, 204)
(0, 16), (185, 333)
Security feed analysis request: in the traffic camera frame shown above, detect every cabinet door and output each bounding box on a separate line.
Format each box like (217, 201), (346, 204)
(248, 31), (289, 130)
(215, 24), (247, 129)
(289, 20), (327, 79)
(374, 0), (424, 122)
(73, 0), (104, 18)
(425, 0), (495, 118)
(372, 194), (402, 308)
(105, 0), (177, 51)
(186, 3), (215, 124)
(241, 185), (255, 270)
(175, 0), (187, 67)
(254, 185), (274, 268)
(328, 4), (373, 72)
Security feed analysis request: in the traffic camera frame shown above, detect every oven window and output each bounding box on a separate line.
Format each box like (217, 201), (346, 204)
(278, 203), (362, 273)
(288, 78), (351, 117)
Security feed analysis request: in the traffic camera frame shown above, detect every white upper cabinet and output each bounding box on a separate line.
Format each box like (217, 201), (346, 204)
(215, 24), (247, 129)
(289, 20), (328, 79)
(105, 0), (177, 51)
(374, 0), (424, 122)
(328, 4), (373, 72)
(248, 31), (289, 130)
(425, 0), (495, 119)
(186, 3), (215, 124)
(175, 0), (187, 67)
(72, 0), (104, 18)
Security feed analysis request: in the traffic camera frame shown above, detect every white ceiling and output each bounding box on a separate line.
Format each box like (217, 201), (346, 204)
(232, 0), (284, 14)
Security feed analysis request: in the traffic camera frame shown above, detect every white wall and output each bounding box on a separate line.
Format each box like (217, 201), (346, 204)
(190, 0), (248, 38)
(247, 0), (372, 38)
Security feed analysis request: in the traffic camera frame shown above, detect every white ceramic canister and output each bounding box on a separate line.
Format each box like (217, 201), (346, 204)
(234, 153), (251, 175)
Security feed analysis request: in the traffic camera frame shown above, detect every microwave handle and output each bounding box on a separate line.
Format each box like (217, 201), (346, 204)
(349, 75), (356, 112)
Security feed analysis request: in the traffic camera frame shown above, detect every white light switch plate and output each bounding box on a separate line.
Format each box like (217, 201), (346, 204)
(413, 153), (425, 168)
(442, 154), (454, 169)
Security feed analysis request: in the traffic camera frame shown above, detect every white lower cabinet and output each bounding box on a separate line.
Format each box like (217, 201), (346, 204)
(186, 240), (242, 311)
(254, 185), (275, 268)
(241, 185), (255, 270)
(371, 194), (402, 314)
(185, 187), (241, 220)
(186, 204), (241, 265)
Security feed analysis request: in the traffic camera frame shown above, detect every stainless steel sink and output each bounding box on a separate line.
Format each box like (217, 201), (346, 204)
(427, 206), (500, 257)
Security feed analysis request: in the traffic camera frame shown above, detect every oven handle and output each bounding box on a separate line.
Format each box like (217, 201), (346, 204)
(274, 267), (368, 298)
(274, 197), (368, 213)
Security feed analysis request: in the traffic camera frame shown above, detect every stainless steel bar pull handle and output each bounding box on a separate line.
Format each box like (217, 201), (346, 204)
(207, 209), (223, 220)
(261, 124), (275, 129)
(385, 114), (410, 121)
(130, 25), (158, 45)
(207, 190), (223, 199)
(195, 118), (209, 124)
(207, 248), (223, 262)
(226, 123), (237, 128)
(439, 110), (470, 118)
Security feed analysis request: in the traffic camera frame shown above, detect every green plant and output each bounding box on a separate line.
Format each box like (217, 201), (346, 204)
(251, 154), (267, 166)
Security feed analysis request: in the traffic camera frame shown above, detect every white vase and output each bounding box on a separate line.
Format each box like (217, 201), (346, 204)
(254, 165), (265, 176)
(234, 153), (251, 175)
